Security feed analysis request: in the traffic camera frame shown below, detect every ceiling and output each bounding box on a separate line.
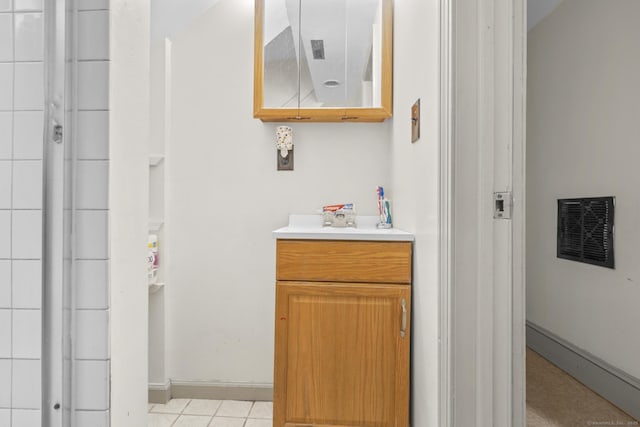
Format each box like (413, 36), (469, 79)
(528, 0), (564, 31)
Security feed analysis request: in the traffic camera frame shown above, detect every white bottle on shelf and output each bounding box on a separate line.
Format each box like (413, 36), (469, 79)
(148, 234), (159, 284)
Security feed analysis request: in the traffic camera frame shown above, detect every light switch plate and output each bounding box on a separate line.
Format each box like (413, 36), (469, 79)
(277, 148), (294, 171)
(411, 99), (420, 143)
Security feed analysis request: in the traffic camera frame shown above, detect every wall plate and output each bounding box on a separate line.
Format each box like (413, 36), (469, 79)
(411, 99), (420, 143)
(277, 148), (294, 171)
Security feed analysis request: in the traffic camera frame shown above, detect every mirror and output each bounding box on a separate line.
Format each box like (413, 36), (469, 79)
(254, 0), (393, 122)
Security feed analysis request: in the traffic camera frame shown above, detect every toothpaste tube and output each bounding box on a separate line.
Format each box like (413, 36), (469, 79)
(323, 203), (354, 212)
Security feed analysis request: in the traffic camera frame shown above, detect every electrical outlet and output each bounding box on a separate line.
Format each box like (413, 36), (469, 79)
(277, 148), (294, 171)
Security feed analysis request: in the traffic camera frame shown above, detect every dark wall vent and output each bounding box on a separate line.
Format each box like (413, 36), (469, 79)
(557, 197), (615, 268)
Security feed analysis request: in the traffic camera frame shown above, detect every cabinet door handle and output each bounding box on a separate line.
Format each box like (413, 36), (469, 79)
(400, 298), (407, 338)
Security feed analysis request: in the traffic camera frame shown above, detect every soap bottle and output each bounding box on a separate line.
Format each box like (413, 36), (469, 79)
(148, 234), (159, 283)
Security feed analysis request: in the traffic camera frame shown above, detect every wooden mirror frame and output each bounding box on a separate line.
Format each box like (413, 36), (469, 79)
(253, 0), (393, 123)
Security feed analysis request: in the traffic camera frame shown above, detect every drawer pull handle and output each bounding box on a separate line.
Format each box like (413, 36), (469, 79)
(400, 298), (407, 338)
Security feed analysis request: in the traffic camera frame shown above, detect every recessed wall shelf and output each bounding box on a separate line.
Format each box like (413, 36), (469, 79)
(149, 219), (164, 231)
(149, 282), (165, 294)
(149, 154), (165, 167)
(148, 38), (171, 403)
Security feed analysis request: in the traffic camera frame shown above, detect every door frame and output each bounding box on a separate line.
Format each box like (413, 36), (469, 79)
(440, 0), (526, 425)
(43, 0), (71, 425)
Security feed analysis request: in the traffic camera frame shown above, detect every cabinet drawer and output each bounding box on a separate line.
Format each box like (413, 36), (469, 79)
(276, 240), (412, 284)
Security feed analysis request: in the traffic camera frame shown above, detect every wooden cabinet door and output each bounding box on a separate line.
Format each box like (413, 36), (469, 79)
(274, 281), (411, 427)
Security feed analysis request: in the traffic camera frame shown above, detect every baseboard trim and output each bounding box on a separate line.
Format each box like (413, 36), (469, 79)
(526, 321), (640, 420)
(148, 382), (171, 404)
(150, 381), (273, 402)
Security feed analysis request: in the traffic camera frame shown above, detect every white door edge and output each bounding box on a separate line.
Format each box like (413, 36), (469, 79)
(444, 0), (526, 425)
(438, 0), (453, 426)
(511, 0), (527, 425)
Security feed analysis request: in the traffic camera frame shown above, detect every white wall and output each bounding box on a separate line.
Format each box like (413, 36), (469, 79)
(110, 0), (151, 425)
(389, 0), (441, 425)
(527, 0), (640, 378)
(527, 0), (563, 30)
(151, 0), (222, 41)
(166, 0), (391, 384)
(162, 0), (443, 423)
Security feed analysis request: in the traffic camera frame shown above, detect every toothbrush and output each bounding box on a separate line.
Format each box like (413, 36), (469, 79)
(385, 200), (392, 224)
(377, 186), (385, 221)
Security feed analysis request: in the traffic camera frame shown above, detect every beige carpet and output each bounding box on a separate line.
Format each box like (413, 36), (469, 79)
(527, 348), (638, 426)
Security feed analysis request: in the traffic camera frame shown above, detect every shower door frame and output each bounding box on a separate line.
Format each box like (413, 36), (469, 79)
(42, 0), (76, 426)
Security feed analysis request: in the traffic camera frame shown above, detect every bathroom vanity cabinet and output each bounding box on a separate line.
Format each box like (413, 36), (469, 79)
(273, 239), (412, 427)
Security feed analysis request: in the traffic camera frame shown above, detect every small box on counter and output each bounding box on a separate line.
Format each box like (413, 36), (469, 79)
(322, 203), (356, 228)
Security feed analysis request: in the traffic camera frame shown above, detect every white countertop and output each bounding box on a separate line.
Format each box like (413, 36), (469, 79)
(273, 215), (414, 242)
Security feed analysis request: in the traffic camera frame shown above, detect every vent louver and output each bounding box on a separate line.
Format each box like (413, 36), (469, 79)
(557, 197), (615, 268)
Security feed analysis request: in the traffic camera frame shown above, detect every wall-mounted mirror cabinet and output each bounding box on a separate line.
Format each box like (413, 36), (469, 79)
(254, 0), (393, 122)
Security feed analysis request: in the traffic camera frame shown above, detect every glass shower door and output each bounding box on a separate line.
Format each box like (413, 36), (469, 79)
(2, 0), (110, 424)
(0, 0), (72, 427)
(0, 0), (73, 425)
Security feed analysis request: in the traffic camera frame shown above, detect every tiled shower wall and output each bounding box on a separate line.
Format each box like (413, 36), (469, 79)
(0, 0), (110, 426)
(74, 1), (110, 426)
(0, 1), (47, 425)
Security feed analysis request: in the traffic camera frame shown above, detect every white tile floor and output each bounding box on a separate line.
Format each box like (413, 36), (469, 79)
(148, 399), (272, 427)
